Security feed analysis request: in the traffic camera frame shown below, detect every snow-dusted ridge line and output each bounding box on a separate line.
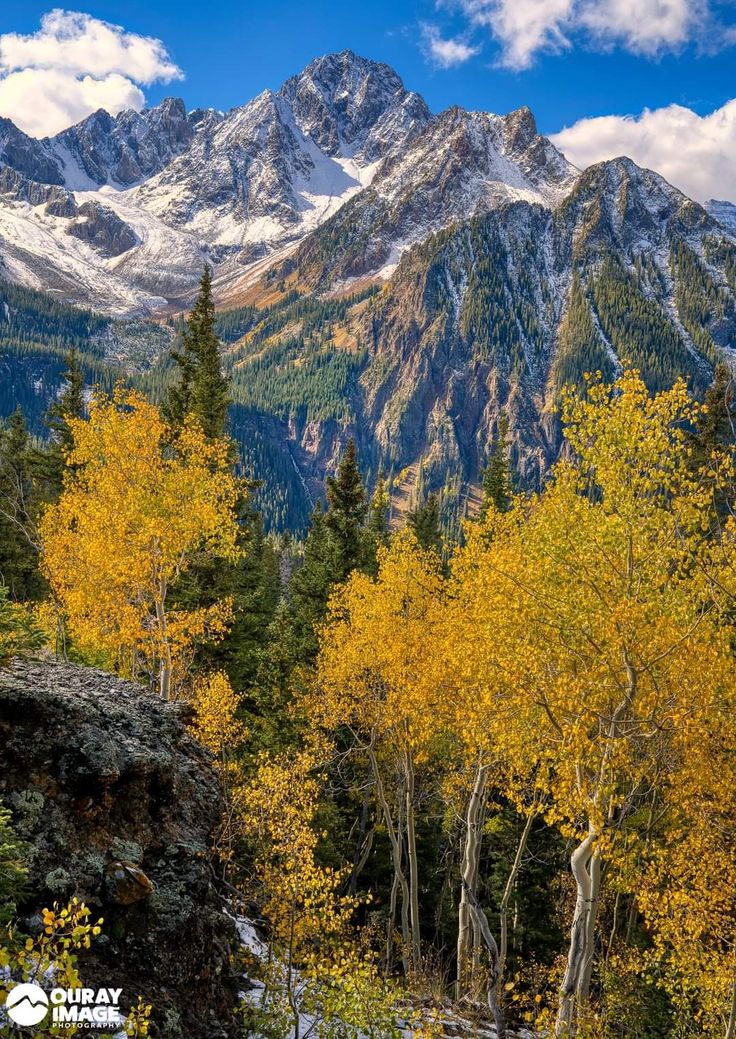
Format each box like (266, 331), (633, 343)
(0, 51), (577, 316)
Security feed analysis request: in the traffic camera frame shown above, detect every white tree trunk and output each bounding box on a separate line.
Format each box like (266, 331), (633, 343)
(457, 758), (488, 996)
(556, 828), (600, 1037)
(368, 745), (411, 974)
(465, 882), (506, 1039)
(404, 749), (422, 972)
(725, 979), (736, 1039)
(154, 591), (172, 700)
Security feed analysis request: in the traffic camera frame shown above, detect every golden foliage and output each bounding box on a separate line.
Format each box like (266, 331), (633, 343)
(39, 388), (242, 698)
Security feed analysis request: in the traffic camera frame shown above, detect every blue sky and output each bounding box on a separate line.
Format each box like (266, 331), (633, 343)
(1, 1), (736, 201)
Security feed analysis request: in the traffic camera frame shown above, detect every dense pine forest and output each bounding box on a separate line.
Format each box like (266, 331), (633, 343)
(2, 266), (736, 1039)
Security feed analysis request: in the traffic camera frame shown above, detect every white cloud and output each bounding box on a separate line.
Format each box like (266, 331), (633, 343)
(458, 0), (574, 69)
(551, 99), (736, 203)
(451, 0), (731, 69)
(0, 9), (183, 137)
(421, 23), (481, 67)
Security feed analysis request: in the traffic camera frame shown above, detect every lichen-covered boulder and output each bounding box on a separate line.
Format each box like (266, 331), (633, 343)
(0, 658), (240, 1038)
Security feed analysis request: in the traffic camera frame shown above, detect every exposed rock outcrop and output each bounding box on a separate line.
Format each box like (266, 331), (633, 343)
(66, 200), (138, 256)
(0, 658), (240, 1039)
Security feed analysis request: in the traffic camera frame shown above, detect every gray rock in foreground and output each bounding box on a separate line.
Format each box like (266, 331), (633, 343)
(0, 657), (240, 1039)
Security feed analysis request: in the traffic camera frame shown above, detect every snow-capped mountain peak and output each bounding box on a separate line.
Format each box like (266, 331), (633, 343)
(5, 50), (714, 318)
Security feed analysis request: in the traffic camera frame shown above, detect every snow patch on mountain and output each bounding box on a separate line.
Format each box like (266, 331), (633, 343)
(708, 199), (736, 235)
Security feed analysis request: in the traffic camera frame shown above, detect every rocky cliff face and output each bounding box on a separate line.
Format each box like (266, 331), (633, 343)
(0, 658), (240, 1039)
(54, 98), (195, 189)
(221, 153), (736, 513)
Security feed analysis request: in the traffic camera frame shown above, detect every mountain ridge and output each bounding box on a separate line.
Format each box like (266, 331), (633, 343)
(2, 50), (736, 530)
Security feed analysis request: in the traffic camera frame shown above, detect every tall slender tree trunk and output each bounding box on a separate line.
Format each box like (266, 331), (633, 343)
(386, 870), (400, 976)
(457, 757), (488, 996)
(464, 883), (506, 1039)
(578, 847), (602, 1000)
(725, 980), (736, 1039)
(368, 745), (411, 975)
(556, 827), (600, 1037)
(349, 779), (374, 895)
(404, 747), (422, 972)
(154, 590), (172, 700)
(499, 807), (537, 983)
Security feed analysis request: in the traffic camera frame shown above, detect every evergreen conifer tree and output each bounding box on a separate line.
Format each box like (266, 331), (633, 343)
(689, 362), (736, 523)
(481, 413), (512, 516)
(39, 350), (85, 498)
(0, 410), (44, 599)
(283, 502), (337, 665)
(365, 468), (390, 573)
(367, 468), (390, 540)
(164, 265), (229, 440)
(279, 442), (371, 669)
(407, 491), (443, 554)
(324, 439), (368, 575)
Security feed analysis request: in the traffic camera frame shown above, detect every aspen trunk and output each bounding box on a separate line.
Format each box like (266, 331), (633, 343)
(725, 979), (736, 1039)
(386, 870), (399, 975)
(368, 745), (411, 974)
(457, 759), (488, 996)
(499, 807), (536, 983)
(154, 591), (172, 700)
(578, 846), (602, 1001)
(349, 779), (374, 895)
(404, 748), (422, 972)
(464, 882), (506, 1039)
(556, 829), (599, 1038)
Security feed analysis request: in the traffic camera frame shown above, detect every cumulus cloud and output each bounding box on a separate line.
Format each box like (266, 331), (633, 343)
(451, 0), (731, 69)
(421, 23), (481, 67)
(551, 99), (736, 203)
(0, 9), (183, 137)
(456, 0), (574, 69)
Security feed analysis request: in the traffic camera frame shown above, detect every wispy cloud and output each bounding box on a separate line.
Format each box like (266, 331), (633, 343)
(448, 0), (733, 69)
(551, 98), (736, 203)
(420, 23), (481, 67)
(0, 9), (183, 137)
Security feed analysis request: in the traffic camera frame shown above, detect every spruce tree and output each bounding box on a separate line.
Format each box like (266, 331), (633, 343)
(407, 492), (442, 555)
(39, 350), (85, 498)
(163, 268), (283, 690)
(283, 502), (337, 665)
(0, 410), (43, 599)
(481, 413), (512, 516)
(365, 468), (390, 574)
(164, 265), (230, 440)
(367, 468), (390, 540)
(689, 363), (736, 523)
(324, 438), (368, 575)
(280, 443), (371, 669)
(193, 504), (281, 692)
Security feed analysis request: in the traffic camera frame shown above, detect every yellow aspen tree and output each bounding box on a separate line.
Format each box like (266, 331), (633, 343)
(448, 372), (734, 1036)
(315, 531), (445, 975)
(440, 508), (547, 1029)
(39, 388), (242, 699)
(522, 372), (732, 1037)
(190, 671), (248, 868)
(636, 689), (736, 1038)
(238, 742), (408, 1039)
(238, 742), (352, 1039)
